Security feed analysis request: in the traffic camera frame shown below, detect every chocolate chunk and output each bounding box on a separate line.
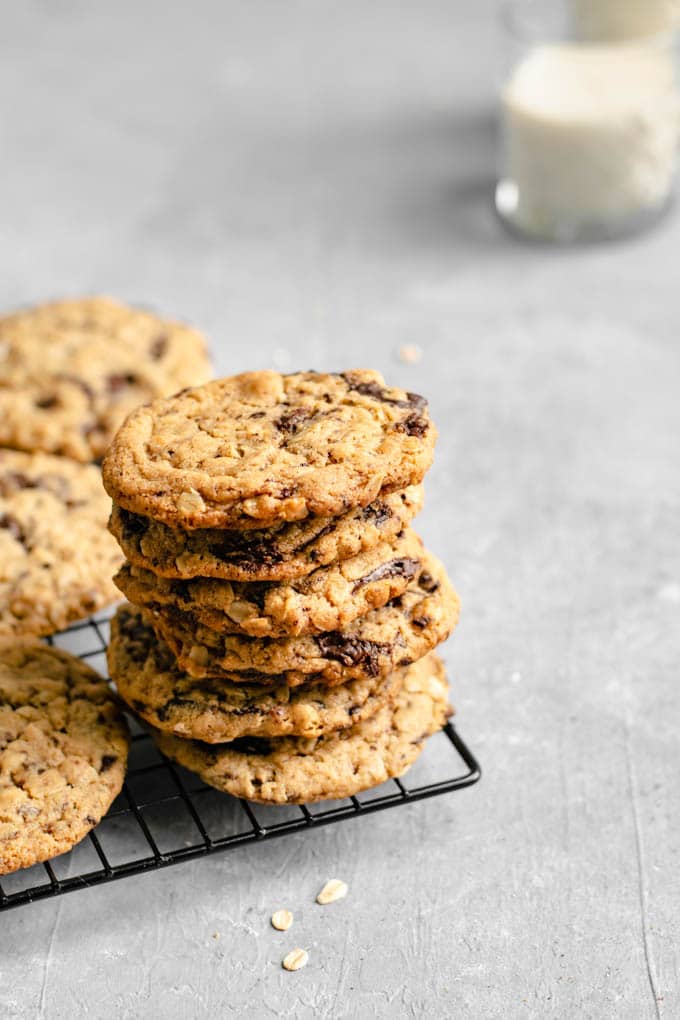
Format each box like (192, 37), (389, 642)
(156, 697), (195, 722)
(242, 582), (270, 610)
(36, 394), (59, 409)
(361, 501), (392, 527)
(341, 376), (390, 402)
(107, 373), (138, 393)
(277, 408), (314, 434)
(54, 373), (96, 401)
(118, 509), (147, 539)
(150, 334), (168, 359)
(352, 557), (420, 593)
(229, 736), (275, 755)
(2, 471), (38, 491)
(411, 616), (430, 629)
(417, 571), (439, 593)
(394, 413), (428, 438)
(0, 512), (27, 546)
(341, 372), (428, 413)
(316, 633), (391, 676)
(212, 530), (285, 569)
(100, 755), (117, 772)
(118, 607), (153, 646)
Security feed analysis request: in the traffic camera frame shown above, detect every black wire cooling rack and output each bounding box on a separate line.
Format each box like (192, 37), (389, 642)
(0, 610), (481, 913)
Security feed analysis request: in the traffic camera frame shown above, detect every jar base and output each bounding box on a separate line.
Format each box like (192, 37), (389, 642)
(494, 178), (674, 243)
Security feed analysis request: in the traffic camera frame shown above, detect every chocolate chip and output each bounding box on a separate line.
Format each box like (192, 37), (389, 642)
(394, 412), (428, 438)
(36, 394), (59, 409)
(150, 334), (168, 360)
(118, 509), (147, 539)
(242, 582), (270, 610)
(277, 408), (314, 434)
(316, 633), (391, 676)
(229, 736), (275, 755)
(100, 755), (117, 772)
(352, 557), (420, 593)
(54, 373), (95, 401)
(361, 502), (392, 527)
(411, 616), (430, 629)
(85, 815), (98, 825)
(119, 607), (153, 645)
(156, 697), (195, 722)
(405, 391), (427, 409)
(341, 372), (428, 413)
(107, 373), (138, 393)
(0, 512), (27, 546)
(212, 530), (285, 569)
(0, 471), (38, 493)
(417, 571), (439, 593)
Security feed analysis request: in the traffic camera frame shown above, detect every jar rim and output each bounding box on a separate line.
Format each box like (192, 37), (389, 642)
(500, 0), (679, 49)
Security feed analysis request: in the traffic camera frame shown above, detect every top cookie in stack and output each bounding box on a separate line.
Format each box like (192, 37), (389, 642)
(104, 369), (460, 805)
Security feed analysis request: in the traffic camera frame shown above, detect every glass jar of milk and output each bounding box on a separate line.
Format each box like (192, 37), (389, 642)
(496, 0), (680, 241)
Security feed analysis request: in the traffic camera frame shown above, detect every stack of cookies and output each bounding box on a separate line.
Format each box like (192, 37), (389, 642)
(104, 369), (461, 805)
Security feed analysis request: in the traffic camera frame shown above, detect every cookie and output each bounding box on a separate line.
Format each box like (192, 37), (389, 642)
(108, 486), (423, 583)
(0, 296), (212, 461)
(108, 604), (403, 742)
(0, 643), (129, 875)
(102, 370), (436, 529)
(150, 653), (451, 804)
(0, 449), (124, 638)
(113, 528), (424, 638)
(147, 550), (459, 686)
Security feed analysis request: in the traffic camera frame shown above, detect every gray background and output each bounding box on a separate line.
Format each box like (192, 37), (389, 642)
(1, 2), (679, 1018)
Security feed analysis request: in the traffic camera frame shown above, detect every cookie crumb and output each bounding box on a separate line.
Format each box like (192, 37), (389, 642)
(316, 879), (348, 905)
(212, 932), (220, 940)
(282, 948), (308, 972)
(271, 909), (294, 931)
(398, 344), (423, 365)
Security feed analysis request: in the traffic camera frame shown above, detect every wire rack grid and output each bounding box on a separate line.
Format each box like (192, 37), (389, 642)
(0, 610), (481, 913)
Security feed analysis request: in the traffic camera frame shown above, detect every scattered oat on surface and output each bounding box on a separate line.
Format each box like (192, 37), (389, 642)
(398, 344), (423, 364)
(271, 909), (294, 931)
(316, 879), (348, 905)
(282, 948), (308, 972)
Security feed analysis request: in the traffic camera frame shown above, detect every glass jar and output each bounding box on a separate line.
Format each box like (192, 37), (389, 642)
(495, 0), (680, 242)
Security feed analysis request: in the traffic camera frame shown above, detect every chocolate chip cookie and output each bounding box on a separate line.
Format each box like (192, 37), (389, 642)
(108, 605), (403, 742)
(0, 643), (129, 875)
(0, 296), (212, 461)
(0, 449), (123, 638)
(150, 652), (451, 804)
(147, 550), (459, 686)
(102, 370), (436, 529)
(108, 486), (423, 582)
(113, 528), (424, 638)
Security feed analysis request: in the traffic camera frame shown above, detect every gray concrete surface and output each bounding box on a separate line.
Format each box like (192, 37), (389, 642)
(1, 2), (679, 1017)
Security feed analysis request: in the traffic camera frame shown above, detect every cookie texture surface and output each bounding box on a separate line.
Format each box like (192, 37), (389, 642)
(0, 449), (124, 638)
(151, 653), (451, 804)
(0, 644), (129, 875)
(0, 296), (212, 461)
(148, 550), (459, 686)
(108, 605), (403, 742)
(102, 370), (436, 529)
(109, 486), (423, 582)
(113, 528), (423, 638)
